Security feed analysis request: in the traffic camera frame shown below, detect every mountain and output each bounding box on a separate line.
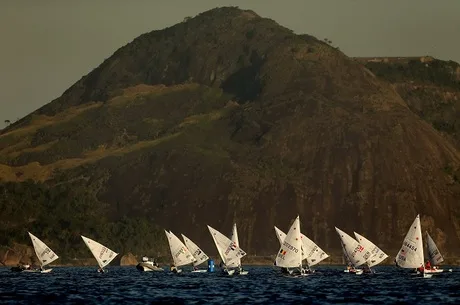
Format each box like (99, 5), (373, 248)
(1, 7), (460, 264)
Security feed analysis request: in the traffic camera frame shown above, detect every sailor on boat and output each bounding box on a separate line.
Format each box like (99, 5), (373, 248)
(170, 264), (179, 273)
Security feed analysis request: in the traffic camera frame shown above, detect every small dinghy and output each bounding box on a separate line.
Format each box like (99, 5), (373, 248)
(165, 230), (196, 273)
(81, 235), (118, 273)
(335, 227), (371, 275)
(207, 225), (247, 276)
(274, 216), (308, 277)
(11, 232), (59, 273)
(181, 234), (209, 273)
(395, 215), (432, 278)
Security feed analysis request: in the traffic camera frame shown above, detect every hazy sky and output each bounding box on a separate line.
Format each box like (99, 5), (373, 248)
(1, 0), (458, 123)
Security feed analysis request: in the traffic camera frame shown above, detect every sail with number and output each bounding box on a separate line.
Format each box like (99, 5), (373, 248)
(275, 216), (302, 268)
(395, 215), (424, 269)
(335, 227), (371, 267)
(81, 235), (118, 269)
(181, 234), (209, 267)
(207, 225), (246, 268)
(28, 232), (59, 268)
(165, 231), (196, 267)
(230, 223), (241, 267)
(302, 234), (329, 267)
(353, 232), (388, 267)
(426, 231), (444, 265)
(274, 226), (328, 267)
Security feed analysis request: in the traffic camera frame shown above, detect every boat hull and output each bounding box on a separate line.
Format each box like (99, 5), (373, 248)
(344, 269), (363, 275)
(11, 266), (51, 273)
(136, 263), (164, 272)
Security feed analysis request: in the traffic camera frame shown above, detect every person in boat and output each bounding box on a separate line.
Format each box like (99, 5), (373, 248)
(363, 265), (372, 274)
(416, 264), (424, 273)
(425, 260), (432, 270)
(170, 264), (178, 273)
(193, 266), (198, 271)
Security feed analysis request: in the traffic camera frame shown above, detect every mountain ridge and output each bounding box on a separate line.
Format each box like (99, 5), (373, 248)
(1, 7), (460, 262)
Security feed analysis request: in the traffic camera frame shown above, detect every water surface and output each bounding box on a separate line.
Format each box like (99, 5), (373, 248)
(1, 265), (459, 304)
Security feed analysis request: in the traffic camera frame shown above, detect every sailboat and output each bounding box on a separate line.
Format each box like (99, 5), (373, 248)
(11, 232), (59, 273)
(165, 230), (196, 273)
(207, 225), (247, 276)
(394, 214), (432, 278)
(353, 232), (388, 273)
(181, 234), (209, 273)
(81, 235), (118, 273)
(274, 226), (329, 273)
(425, 231), (452, 274)
(335, 227), (371, 275)
(275, 216), (307, 277)
(230, 223), (248, 275)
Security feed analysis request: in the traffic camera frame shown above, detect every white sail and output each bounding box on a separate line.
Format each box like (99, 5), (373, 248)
(335, 227), (371, 267)
(274, 226), (328, 267)
(395, 214), (424, 269)
(301, 234), (329, 267)
(207, 225), (246, 268)
(426, 231), (444, 265)
(275, 216), (302, 268)
(165, 231), (196, 267)
(181, 234), (209, 267)
(353, 232), (388, 267)
(274, 226), (286, 245)
(230, 223), (242, 267)
(28, 232), (59, 268)
(81, 235), (118, 269)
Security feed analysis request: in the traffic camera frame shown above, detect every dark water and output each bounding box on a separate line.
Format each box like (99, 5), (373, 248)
(1, 265), (460, 304)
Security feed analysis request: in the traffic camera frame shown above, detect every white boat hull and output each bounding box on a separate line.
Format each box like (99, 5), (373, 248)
(191, 269), (207, 273)
(344, 268), (363, 275)
(222, 269), (235, 276)
(41, 268), (52, 273)
(136, 263), (164, 272)
(424, 268), (444, 274)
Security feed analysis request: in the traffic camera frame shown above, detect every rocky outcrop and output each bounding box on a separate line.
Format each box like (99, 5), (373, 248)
(120, 253), (138, 266)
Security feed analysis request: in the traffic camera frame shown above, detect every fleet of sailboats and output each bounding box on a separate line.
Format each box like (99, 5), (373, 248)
(9, 214), (454, 278)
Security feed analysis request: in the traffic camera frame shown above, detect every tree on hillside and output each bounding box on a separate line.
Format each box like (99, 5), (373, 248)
(4, 119), (10, 127)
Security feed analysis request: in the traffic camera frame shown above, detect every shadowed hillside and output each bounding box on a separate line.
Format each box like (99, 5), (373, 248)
(356, 56), (460, 147)
(1, 7), (460, 263)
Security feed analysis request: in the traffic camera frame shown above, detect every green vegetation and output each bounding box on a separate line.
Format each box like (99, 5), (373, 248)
(365, 59), (460, 89)
(0, 179), (167, 260)
(361, 58), (460, 146)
